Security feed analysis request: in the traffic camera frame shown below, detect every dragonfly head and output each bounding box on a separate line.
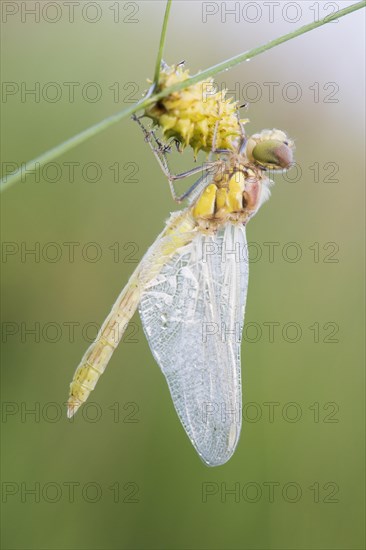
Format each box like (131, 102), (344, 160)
(245, 129), (294, 171)
(192, 130), (295, 227)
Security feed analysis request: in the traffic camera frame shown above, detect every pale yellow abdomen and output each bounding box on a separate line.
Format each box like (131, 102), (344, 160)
(67, 209), (197, 418)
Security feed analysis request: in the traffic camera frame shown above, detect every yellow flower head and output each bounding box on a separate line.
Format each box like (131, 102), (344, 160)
(144, 63), (247, 156)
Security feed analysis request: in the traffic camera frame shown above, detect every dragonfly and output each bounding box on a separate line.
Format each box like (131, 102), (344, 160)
(67, 121), (294, 466)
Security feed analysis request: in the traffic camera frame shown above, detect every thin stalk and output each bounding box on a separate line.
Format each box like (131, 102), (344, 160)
(1, 0), (364, 193)
(153, 0), (366, 94)
(153, 0), (172, 88)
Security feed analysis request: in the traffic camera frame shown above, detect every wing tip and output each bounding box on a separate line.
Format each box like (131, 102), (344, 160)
(194, 422), (242, 467)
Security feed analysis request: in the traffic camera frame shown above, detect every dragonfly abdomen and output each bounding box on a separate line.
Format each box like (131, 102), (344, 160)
(67, 209), (197, 418)
(67, 278), (141, 418)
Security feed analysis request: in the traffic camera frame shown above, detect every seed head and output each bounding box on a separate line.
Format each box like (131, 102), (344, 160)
(145, 63), (247, 156)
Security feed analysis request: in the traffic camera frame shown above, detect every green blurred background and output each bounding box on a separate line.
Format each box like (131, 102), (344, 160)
(1, 1), (365, 549)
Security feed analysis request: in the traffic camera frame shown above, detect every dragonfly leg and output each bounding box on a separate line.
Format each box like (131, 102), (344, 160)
(234, 105), (248, 154)
(132, 114), (213, 203)
(166, 165), (213, 204)
(211, 103), (221, 153)
(207, 100), (246, 158)
(209, 102), (248, 157)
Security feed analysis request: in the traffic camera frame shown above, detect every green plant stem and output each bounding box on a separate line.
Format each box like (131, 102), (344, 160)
(1, 0), (364, 192)
(154, 0), (365, 94)
(153, 0), (172, 88)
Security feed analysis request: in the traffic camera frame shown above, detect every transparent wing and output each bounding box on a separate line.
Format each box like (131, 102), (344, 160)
(139, 223), (249, 466)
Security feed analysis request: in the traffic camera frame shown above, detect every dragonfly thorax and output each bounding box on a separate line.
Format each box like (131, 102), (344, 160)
(191, 158), (266, 229)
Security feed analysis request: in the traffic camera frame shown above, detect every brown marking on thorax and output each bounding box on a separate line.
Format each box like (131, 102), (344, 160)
(191, 153), (265, 231)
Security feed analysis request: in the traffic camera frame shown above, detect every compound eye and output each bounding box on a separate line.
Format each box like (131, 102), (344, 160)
(252, 139), (293, 170)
